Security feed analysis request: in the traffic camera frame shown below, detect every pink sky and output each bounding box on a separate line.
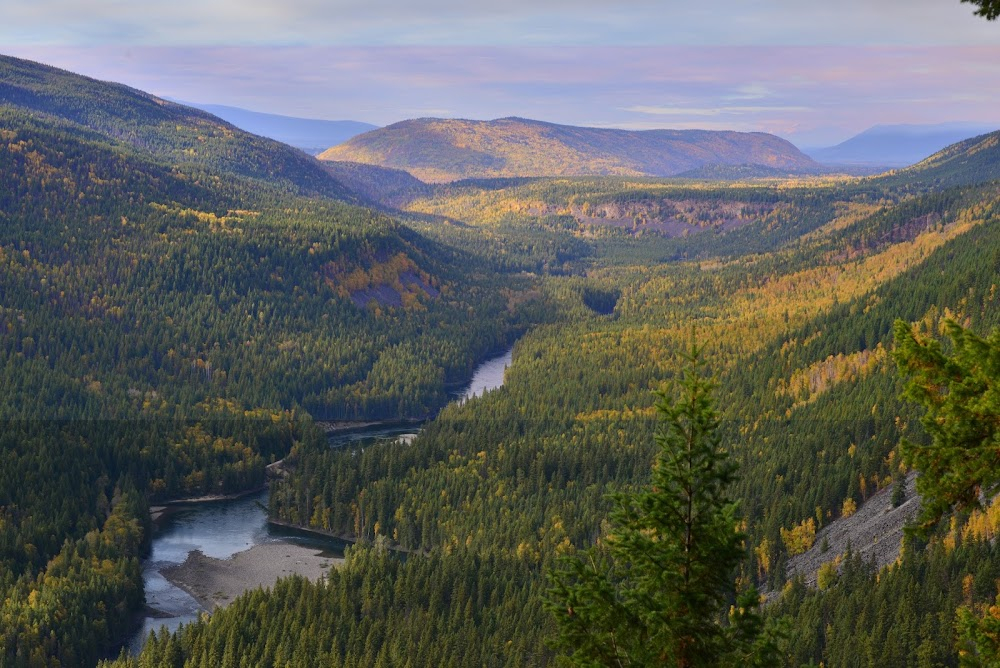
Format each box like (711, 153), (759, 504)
(6, 45), (999, 145)
(3, 1), (1000, 145)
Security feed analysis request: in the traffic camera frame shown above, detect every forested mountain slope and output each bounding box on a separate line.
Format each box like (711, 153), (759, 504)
(318, 117), (819, 182)
(6, 52), (1000, 667)
(0, 54), (355, 200)
(889, 129), (1000, 187)
(321, 160), (434, 208)
(0, 107), (535, 423)
(116, 128), (1000, 666)
(0, 62), (546, 665)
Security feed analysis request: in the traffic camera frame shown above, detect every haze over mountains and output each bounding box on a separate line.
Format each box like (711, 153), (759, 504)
(8, 49), (992, 188)
(805, 122), (999, 167)
(178, 102), (377, 155)
(319, 117), (819, 182)
(894, 127), (1000, 184)
(156, 97), (1000, 180)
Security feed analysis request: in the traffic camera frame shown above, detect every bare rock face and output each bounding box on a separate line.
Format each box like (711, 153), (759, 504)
(782, 473), (920, 591)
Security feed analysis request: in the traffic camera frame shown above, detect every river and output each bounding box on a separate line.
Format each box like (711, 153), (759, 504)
(127, 345), (513, 652)
(456, 347), (512, 402)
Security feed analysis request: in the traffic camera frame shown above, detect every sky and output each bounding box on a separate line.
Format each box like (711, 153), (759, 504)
(3, 0), (1000, 146)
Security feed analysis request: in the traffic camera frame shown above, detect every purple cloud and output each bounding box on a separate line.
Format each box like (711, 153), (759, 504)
(5, 45), (1000, 146)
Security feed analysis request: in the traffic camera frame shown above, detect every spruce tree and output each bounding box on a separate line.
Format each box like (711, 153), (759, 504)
(894, 318), (1000, 663)
(545, 345), (776, 667)
(893, 318), (1000, 533)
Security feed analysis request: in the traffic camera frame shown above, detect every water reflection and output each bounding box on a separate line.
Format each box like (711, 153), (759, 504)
(130, 490), (269, 651)
(457, 348), (512, 402)
(128, 345), (514, 652)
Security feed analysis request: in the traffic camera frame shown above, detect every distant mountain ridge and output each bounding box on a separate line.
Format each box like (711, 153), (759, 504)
(319, 117), (819, 182)
(179, 102), (376, 155)
(806, 122), (999, 167)
(0, 54), (354, 200)
(885, 129), (1000, 187)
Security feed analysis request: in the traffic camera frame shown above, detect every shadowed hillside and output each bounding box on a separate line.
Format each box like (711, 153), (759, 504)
(321, 160), (434, 208)
(0, 54), (354, 200)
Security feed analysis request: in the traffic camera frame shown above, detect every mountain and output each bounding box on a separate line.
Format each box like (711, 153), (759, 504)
(864, 129), (1000, 190)
(318, 117), (819, 182)
(0, 54), (354, 200)
(0, 60), (539, 664)
(10, 52), (1000, 668)
(806, 122), (999, 167)
(180, 102), (376, 155)
(901, 129), (1000, 183)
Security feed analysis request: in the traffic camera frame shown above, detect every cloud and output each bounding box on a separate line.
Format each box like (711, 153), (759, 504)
(6, 45), (1000, 147)
(725, 84), (771, 101)
(623, 105), (811, 117)
(2, 0), (998, 46)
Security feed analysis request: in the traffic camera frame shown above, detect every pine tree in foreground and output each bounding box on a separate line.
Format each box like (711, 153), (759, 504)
(894, 318), (1000, 666)
(545, 345), (779, 667)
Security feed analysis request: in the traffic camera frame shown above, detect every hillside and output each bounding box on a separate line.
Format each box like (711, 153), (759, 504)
(807, 122), (999, 167)
(130, 140), (1000, 666)
(0, 104), (531, 422)
(673, 162), (802, 180)
(0, 77), (541, 664)
(318, 116), (819, 182)
(7, 54), (1000, 668)
(181, 102), (376, 155)
(890, 129), (1000, 187)
(0, 54), (354, 200)
(321, 160), (434, 208)
(782, 474), (919, 589)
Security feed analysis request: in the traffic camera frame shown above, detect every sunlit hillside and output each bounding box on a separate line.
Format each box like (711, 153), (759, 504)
(319, 116), (818, 182)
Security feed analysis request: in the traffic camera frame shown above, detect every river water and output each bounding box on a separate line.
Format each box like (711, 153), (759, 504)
(457, 347), (512, 402)
(127, 346), (513, 651)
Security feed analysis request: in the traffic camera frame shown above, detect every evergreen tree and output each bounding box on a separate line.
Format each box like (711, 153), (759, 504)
(544, 345), (776, 667)
(963, 0), (1000, 20)
(894, 318), (1000, 665)
(893, 318), (1000, 534)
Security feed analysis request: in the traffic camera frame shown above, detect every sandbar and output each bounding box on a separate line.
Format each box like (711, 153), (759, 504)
(162, 542), (343, 611)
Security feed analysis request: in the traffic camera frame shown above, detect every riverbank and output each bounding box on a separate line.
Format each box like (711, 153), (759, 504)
(316, 418), (425, 433)
(162, 486), (267, 506)
(149, 484), (268, 526)
(314, 346), (514, 434)
(269, 518), (423, 555)
(162, 543), (342, 611)
(148, 461), (291, 525)
(128, 345), (515, 652)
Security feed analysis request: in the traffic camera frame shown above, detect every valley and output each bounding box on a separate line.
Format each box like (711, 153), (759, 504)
(0, 53), (999, 667)
(129, 347), (512, 653)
